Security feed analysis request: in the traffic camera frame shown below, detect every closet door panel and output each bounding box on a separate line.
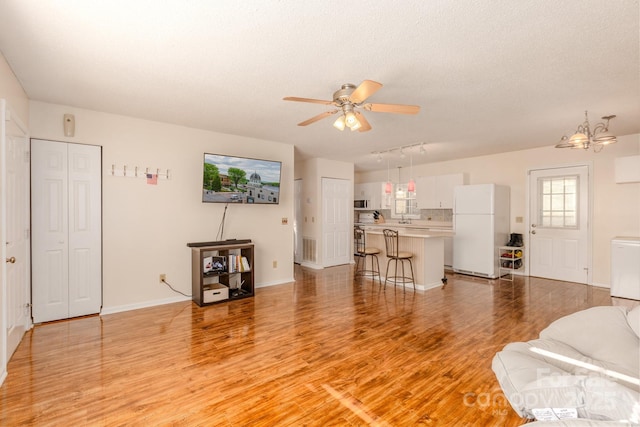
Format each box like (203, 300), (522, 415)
(32, 140), (69, 323)
(68, 143), (102, 317)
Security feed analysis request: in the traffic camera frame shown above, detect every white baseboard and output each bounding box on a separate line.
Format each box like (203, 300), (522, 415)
(100, 295), (191, 316)
(255, 277), (295, 288)
(300, 261), (323, 270)
(100, 279), (298, 315)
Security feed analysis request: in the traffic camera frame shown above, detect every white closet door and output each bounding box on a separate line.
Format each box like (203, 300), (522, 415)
(67, 143), (102, 318)
(32, 139), (101, 323)
(32, 140), (69, 323)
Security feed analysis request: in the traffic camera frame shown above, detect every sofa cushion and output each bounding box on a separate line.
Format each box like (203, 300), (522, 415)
(492, 306), (640, 422)
(539, 306), (639, 381)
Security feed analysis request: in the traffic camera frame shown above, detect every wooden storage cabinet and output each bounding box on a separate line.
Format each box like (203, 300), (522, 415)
(191, 242), (255, 306)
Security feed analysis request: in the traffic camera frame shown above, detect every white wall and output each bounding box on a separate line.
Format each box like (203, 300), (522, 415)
(29, 101), (295, 313)
(357, 134), (640, 287)
(0, 54), (28, 124)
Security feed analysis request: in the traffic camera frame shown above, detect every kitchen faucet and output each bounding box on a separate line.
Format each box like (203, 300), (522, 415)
(399, 213), (412, 224)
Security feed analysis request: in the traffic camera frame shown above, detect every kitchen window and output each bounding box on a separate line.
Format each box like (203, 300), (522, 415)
(390, 183), (420, 219)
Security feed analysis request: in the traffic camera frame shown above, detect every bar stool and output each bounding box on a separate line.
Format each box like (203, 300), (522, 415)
(354, 226), (382, 284)
(382, 229), (415, 290)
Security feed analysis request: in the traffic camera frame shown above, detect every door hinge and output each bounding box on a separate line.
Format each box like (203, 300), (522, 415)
(24, 150), (30, 162)
(24, 228), (30, 239)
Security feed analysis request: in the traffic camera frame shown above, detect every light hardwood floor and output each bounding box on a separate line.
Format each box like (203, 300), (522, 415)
(1, 265), (627, 426)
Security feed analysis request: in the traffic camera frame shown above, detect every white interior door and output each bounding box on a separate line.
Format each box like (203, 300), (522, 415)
(1, 102), (31, 361)
(529, 165), (590, 283)
(322, 178), (350, 267)
(32, 139), (102, 323)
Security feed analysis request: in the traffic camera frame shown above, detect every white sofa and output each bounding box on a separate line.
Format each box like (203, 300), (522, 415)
(492, 305), (639, 424)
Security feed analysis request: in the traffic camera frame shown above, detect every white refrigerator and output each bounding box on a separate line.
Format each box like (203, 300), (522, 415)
(453, 184), (510, 279)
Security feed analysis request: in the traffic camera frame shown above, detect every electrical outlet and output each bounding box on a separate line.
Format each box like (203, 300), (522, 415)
(281, 217), (288, 225)
(272, 261), (277, 268)
(159, 273), (166, 282)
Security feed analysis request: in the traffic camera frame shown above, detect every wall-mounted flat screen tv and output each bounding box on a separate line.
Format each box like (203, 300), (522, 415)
(202, 153), (282, 204)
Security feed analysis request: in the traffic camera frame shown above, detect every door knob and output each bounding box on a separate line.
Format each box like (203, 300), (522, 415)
(6, 256), (16, 263)
(531, 224), (537, 228)
(531, 230), (536, 235)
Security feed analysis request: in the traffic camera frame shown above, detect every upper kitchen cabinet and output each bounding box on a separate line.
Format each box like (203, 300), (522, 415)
(354, 182), (383, 210)
(417, 173), (466, 209)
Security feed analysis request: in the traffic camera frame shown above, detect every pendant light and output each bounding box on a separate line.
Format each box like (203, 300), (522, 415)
(385, 159), (392, 194)
(407, 153), (415, 193)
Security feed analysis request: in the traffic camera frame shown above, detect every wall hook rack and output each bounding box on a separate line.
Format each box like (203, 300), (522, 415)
(109, 163), (171, 180)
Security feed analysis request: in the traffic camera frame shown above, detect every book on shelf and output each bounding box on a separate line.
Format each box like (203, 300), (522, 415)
(227, 254), (251, 273)
(241, 256), (250, 271)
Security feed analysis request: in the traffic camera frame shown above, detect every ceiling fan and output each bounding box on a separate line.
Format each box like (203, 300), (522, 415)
(283, 80), (420, 132)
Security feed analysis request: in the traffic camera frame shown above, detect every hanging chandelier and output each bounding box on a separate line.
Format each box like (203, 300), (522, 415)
(555, 111), (617, 152)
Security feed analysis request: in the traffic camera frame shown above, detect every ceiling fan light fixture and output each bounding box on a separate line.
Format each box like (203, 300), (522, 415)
(284, 80), (420, 133)
(345, 111), (358, 128)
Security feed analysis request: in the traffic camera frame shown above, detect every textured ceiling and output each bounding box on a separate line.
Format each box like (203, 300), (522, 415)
(0, 0), (638, 171)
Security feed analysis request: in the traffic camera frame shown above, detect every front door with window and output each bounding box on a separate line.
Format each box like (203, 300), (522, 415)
(528, 165), (590, 283)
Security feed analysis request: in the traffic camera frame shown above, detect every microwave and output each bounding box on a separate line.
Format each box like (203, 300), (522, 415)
(354, 200), (369, 209)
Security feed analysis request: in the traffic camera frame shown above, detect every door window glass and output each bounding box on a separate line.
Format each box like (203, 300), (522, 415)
(538, 175), (579, 228)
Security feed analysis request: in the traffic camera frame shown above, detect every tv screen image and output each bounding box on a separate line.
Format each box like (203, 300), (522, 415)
(202, 153), (282, 204)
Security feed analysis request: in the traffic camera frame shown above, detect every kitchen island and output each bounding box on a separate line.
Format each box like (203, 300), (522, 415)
(358, 224), (454, 291)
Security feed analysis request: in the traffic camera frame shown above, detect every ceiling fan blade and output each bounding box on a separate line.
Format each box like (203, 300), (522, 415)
(355, 112), (372, 132)
(283, 96), (334, 105)
(349, 80), (383, 104)
(363, 102), (420, 115)
(297, 110), (338, 126)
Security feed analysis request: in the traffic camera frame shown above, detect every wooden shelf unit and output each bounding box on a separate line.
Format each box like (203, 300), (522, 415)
(498, 246), (524, 281)
(190, 242), (255, 306)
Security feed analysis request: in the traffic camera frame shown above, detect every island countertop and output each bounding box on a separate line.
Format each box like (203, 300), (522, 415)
(360, 226), (452, 290)
(356, 223), (454, 238)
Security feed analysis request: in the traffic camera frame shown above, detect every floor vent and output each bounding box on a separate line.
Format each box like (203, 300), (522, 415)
(303, 237), (317, 263)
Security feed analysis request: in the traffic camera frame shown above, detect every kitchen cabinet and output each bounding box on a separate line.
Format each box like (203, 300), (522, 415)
(417, 173), (465, 209)
(354, 182), (384, 210)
